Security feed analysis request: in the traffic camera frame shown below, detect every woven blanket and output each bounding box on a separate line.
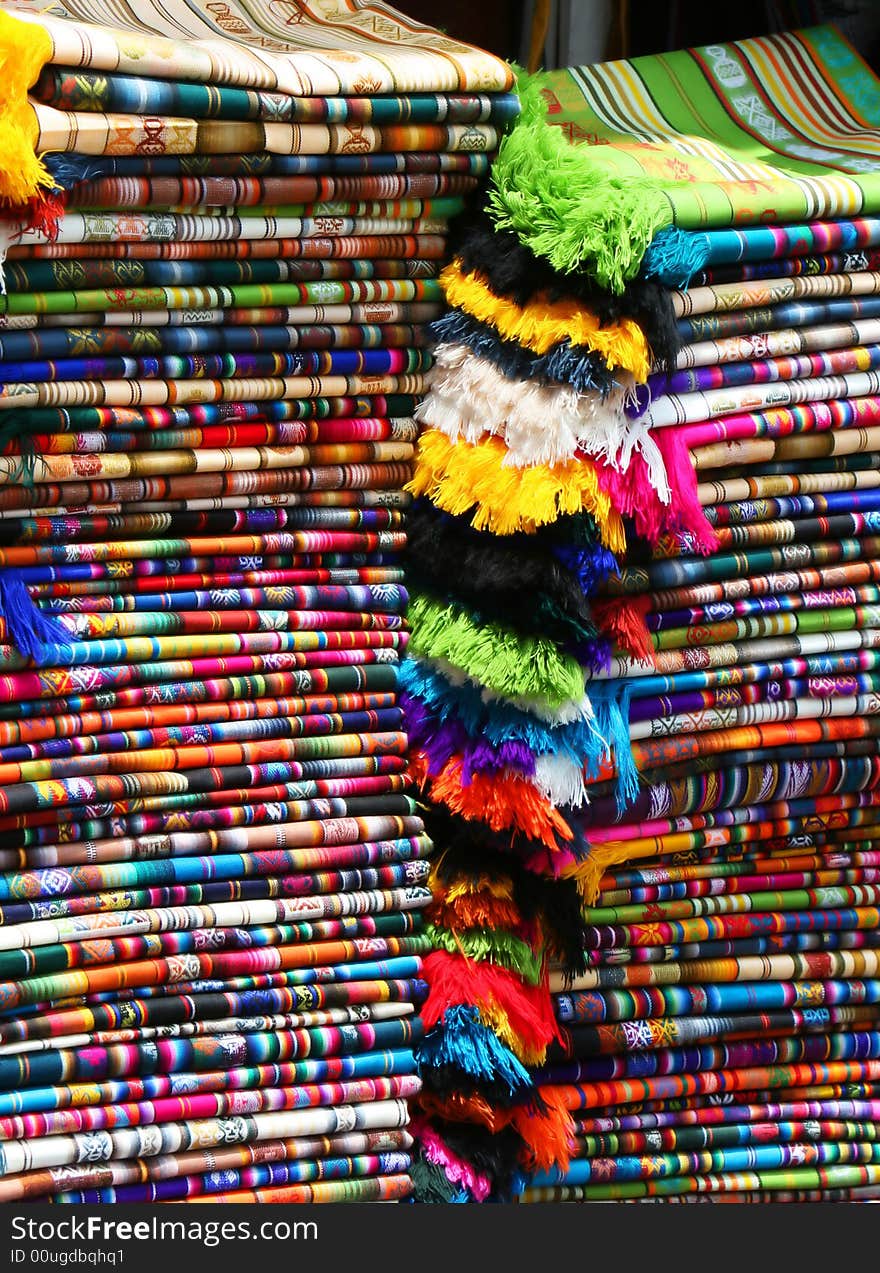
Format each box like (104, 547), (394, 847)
(0, 0), (512, 210)
(486, 26), (880, 292)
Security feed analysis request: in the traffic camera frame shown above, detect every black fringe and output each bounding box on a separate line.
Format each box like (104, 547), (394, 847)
(427, 808), (588, 976)
(430, 307), (617, 397)
(418, 1065), (524, 1109)
(404, 499), (599, 644)
(430, 1119), (527, 1201)
(421, 795), (585, 868)
(450, 210), (681, 372)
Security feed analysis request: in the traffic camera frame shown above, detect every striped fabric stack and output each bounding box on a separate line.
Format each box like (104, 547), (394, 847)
(409, 25), (880, 1203)
(525, 219), (880, 1201)
(0, 0), (513, 1204)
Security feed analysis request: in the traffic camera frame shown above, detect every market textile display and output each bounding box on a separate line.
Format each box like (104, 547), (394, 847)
(407, 24), (880, 1203)
(0, 0), (514, 1204)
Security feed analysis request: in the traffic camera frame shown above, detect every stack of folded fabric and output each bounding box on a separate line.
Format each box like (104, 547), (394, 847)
(0, 0), (514, 1205)
(409, 24), (880, 1202)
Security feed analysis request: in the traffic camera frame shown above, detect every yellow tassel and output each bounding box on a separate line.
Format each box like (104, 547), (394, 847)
(0, 12), (54, 205)
(564, 840), (652, 905)
(441, 261), (652, 383)
(408, 428), (626, 549)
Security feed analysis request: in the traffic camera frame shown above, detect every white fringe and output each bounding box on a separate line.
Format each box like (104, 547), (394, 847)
(417, 344), (651, 472)
(532, 752), (589, 808)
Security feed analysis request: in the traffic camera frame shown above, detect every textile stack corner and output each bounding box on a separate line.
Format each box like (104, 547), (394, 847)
(0, 0), (515, 1203)
(408, 25), (880, 1202)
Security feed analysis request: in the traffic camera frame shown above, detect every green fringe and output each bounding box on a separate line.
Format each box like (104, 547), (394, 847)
(485, 70), (673, 293)
(408, 593), (585, 707)
(426, 923), (545, 985)
(409, 1153), (464, 1203)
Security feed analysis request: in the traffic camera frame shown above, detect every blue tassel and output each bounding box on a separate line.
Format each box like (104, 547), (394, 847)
(587, 679), (638, 813)
(0, 571), (68, 659)
(641, 226), (711, 288)
(551, 541), (620, 596)
(539, 341), (616, 395)
(416, 1005), (532, 1093)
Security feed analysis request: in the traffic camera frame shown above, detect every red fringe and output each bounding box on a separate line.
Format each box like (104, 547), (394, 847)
(592, 593), (655, 663)
(23, 190), (64, 243)
(421, 950), (563, 1051)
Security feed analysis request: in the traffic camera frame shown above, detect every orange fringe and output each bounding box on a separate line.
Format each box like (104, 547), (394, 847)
(427, 756), (574, 851)
(429, 891), (524, 933)
(415, 1091), (574, 1174)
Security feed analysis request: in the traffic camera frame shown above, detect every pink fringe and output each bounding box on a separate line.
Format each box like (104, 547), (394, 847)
(411, 1117), (493, 1202)
(593, 451), (667, 545)
(655, 427), (718, 556)
(585, 428), (718, 555)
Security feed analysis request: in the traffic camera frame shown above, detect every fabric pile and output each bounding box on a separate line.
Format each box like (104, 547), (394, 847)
(408, 24), (880, 1202)
(0, 0), (514, 1205)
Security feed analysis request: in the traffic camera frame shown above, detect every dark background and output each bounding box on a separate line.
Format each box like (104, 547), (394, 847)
(392, 1), (880, 68)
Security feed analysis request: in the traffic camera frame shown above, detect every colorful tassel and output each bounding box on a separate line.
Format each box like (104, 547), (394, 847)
(421, 951), (564, 1055)
(592, 594), (656, 663)
(0, 10), (54, 207)
(425, 925), (545, 985)
(426, 757), (576, 850)
(484, 70), (672, 292)
(441, 260), (652, 379)
(407, 593), (587, 707)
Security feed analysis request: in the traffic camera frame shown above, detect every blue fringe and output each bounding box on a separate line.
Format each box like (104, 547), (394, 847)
(0, 571), (68, 659)
(430, 308), (617, 396)
(416, 1005), (532, 1093)
(551, 541), (620, 597)
(641, 226), (712, 289)
(43, 154), (110, 190)
(400, 658), (610, 779)
(587, 679), (639, 813)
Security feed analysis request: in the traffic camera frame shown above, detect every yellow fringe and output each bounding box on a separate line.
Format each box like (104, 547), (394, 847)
(0, 11), (53, 205)
(478, 1003), (549, 1068)
(441, 260), (652, 383)
(564, 840), (654, 906)
(407, 428), (626, 550)
(430, 869), (523, 930)
(443, 875), (515, 902)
